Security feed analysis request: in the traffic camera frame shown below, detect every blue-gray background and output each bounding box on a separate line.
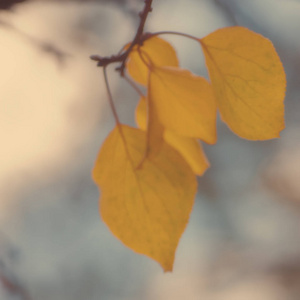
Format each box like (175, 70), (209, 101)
(1, 0), (300, 299)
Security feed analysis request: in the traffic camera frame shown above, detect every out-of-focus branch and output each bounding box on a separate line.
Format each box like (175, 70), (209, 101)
(0, 0), (130, 10)
(0, 19), (71, 65)
(0, 231), (31, 300)
(213, 0), (238, 25)
(0, 271), (31, 300)
(0, 0), (26, 10)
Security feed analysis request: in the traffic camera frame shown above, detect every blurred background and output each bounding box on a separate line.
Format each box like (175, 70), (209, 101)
(1, 0), (300, 299)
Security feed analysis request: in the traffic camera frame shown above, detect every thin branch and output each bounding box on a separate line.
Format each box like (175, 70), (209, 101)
(117, 0), (152, 75)
(90, 0), (153, 75)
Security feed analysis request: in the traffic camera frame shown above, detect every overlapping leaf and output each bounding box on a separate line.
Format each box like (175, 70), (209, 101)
(127, 36), (216, 166)
(148, 66), (217, 144)
(92, 125), (197, 271)
(199, 26), (286, 140)
(126, 36), (179, 85)
(136, 96), (209, 175)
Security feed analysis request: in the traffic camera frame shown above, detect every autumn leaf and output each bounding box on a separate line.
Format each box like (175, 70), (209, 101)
(148, 66), (217, 144)
(92, 125), (197, 271)
(136, 96), (210, 175)
(143, 88), (165, 161)
(199, 26), (286, 140)
(126, 36), (179, 85)
(164, 132), (210, 176)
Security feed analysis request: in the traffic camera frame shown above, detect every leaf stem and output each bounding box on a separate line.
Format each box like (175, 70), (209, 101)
(149, 31), (200, 42)
(123, 74), (145, 97)
(137, 47), (153, 70)
(103, 67), (121, 126)
(103, 67), (136, 169)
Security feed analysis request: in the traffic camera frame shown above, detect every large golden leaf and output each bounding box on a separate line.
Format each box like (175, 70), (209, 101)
(92, 125), (197, 271)
(200, 26), (286, 140)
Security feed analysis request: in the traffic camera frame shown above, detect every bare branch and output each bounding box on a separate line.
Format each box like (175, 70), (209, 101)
(90, 0), (153, 76)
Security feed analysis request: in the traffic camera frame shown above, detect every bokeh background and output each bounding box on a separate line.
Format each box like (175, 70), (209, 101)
(1, 0), (300, 299)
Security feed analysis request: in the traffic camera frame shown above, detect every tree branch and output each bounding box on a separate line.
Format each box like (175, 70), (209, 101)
(90, 0), (153, 76)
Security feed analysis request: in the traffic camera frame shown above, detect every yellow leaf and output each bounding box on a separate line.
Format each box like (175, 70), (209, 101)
(92, 125), (197, 271)
(146, 87), (165, 160)
(136, 96), (210, 175)
(135, 92), (164, 163)
(135, 95), (148, 131)
(126, 36), (179, 85)
(164, 131), (209, 176)
(200, 26), (286, 140)
(149, 66), (217, 144)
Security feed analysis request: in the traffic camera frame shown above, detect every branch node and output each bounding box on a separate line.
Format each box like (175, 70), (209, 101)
(90, 0), (153, 72)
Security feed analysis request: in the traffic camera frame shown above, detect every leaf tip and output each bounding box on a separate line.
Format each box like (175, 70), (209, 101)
(159, 258), (174, 273)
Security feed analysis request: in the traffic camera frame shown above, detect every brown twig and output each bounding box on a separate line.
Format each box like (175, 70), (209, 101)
(90, 0), (153, 76)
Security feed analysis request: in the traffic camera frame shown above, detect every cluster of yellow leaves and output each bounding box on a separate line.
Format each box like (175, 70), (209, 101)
(93, 26), (286, 271)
